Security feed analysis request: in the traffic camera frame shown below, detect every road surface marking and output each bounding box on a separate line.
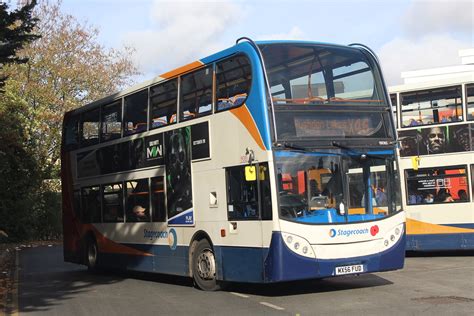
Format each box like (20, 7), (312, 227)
(230, 292), (249, 298)
(260, 301), (285, 310)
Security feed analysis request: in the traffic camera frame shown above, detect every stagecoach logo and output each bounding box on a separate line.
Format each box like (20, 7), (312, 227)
(168, 228), (177, 250)
(329, 225), (379, 238)
(143, 228), (178, 250)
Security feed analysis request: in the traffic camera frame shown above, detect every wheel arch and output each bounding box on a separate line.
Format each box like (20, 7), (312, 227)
(188, 230), (214, 277)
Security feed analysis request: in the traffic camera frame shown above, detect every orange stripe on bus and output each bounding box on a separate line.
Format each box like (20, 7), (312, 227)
(230, 105), (266, 151)
(86, 225), (153, 257)
(406, 218), (474, 235)
(160, 61), (204, 79)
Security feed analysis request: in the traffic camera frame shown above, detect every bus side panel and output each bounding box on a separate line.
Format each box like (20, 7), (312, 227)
(96, 244), (188, 275)
(407, 233), (474, 251)
(407, 216), (474, 251)
(61, 150), (83, 264)
(214, 246), (266, 283)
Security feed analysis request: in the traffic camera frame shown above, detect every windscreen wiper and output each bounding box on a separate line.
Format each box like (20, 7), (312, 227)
(274, 142), (311, 152)
(331, 141), (387, 160)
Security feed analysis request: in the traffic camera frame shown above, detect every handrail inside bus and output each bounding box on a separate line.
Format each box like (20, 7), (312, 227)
(348, 43), (380, 64)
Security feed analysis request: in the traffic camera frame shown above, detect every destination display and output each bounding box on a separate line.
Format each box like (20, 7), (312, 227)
(275, 111), (389, 139)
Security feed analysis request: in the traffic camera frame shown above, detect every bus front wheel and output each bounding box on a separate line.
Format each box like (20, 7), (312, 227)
(192, 239), (220, 291)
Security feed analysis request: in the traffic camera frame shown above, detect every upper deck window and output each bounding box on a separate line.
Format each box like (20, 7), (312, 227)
(150, 79), (178, 129)
(64, 115), (80, 151)
(101, 101), (122, 142)
(260, 44), (384, 106)
(467, 84), (474, 121)
(216, 54), (251, 111)
(259, 43), (390, 141)
(80, 108), (100, 146)
(124, 90), (148, 135)
(390, 93), (398, 129)
(180, 66), (213, 121)
(400, 86), (463, 128)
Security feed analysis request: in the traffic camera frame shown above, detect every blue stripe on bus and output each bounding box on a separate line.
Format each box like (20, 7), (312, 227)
(406, 233), (474, 251)
(201, 41), (272, 150)
(275, 150), (394, 158)
(367, 150), (394, 155)
(99, 244), (189, 276)
(442, 223), (474, 229)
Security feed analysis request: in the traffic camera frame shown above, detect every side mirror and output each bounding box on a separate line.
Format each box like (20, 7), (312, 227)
(338, 202), (346, 215)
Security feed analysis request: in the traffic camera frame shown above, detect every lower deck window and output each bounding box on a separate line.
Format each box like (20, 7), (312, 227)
(405, 165), (470, 205)
(226, 163), (272, 220)
(126, 179), (150, 222)
(81, 186), (101, 223)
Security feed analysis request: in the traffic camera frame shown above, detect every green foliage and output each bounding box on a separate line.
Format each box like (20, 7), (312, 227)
(0, 88), (41, 241)
(0, 0), (40, 90)
(0, 1), (138, 242)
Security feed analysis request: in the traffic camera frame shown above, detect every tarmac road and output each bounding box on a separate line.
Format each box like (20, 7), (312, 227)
(12, 245), (474, 315)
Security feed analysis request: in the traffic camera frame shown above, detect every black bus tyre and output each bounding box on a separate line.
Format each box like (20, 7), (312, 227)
(86, 238), (99, 272)
(192, 239), (220, 291)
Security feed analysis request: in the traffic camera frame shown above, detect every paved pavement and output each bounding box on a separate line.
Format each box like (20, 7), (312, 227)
(12, 246), (474, 315)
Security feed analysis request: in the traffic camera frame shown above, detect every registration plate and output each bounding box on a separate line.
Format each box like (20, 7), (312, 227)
(335, 264), (364, 275)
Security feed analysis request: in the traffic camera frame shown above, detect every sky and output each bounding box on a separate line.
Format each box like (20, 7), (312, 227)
(59, 0), (473, 86)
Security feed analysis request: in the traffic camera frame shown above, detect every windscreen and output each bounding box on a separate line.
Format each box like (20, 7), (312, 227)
(276, 151), (402, 224)
(259, 43), (392, 140)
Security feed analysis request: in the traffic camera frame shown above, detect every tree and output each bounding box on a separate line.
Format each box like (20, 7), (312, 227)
(0, 0), (138, 241)
(0, 0), (40, 91)
(5, 0), (139, 178)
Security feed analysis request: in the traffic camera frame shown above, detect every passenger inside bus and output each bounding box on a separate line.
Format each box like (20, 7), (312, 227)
(458, 189), (468, 201)
(130, 205), (149, 222)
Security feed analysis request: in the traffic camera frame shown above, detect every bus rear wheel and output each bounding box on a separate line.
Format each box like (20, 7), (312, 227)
(192, 239), (220, 291)
(86, 238), (99, 272)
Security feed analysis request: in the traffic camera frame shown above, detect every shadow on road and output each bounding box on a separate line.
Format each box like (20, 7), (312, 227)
(19, 245), (394, 313)
(19, 246), (128, 313)
(222, 273), (393, 297)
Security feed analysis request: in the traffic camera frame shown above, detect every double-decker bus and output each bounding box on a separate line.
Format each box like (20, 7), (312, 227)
(391, 77), (474, 251)
(61, 39), (405, 290)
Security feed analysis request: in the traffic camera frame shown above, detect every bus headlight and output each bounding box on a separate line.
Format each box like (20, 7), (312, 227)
(281, 232), (315, 258)
(383, 224), (404, 248)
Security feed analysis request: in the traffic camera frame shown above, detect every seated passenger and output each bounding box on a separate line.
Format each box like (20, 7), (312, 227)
(409, 119), (418, 126)
(423, 193), (434, 203)
(130, 205), (149, 222)
(436, 190), (454, 203)
(408, 193), (423, 204)
(458, 189), (468, 201)
(152, 117), (167, 128)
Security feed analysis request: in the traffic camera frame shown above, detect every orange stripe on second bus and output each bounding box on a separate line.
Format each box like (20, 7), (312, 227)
(406, 218), (474, 235)
(230, 105), (266, 151)
(160, 61), (204, 79)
